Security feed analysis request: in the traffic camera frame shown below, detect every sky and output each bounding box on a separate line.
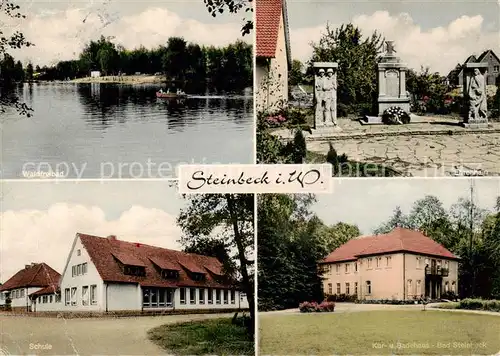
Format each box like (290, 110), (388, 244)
(2, 0), (251, 66)
(287, 0), (500, 74)
(0, 180), (187, 282)
(312, 178), (500, 235)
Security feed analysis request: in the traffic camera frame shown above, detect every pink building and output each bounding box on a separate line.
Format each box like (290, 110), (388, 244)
(319, 227), (460, 300)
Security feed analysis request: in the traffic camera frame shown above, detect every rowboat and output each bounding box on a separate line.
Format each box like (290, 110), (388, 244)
(156, 91), (187, 99)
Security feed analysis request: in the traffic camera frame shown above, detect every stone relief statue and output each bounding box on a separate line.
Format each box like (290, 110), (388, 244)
(468, 68), (487, 121)
(315, 68), (337, 126)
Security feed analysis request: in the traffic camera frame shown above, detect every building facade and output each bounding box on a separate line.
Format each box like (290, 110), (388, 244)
(1, 233), (248, 313)
(456, 50), (500, 86)
(255, 0), (292, 113)
(319, 227), (459, 301)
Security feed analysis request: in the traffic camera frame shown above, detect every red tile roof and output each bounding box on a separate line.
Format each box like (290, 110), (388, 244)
(320, 227), (458, 263)
(256, 0), (291, 64)
(29, 283), (60, 298)
(0, 263), (60, 291)
(78, 233), (235, 289)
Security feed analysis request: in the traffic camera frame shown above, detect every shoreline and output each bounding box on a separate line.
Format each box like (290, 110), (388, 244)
(70, 75), (165, 84)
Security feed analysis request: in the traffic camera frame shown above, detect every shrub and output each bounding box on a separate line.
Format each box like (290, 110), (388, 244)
(382, 106), (410, 124)
(325, 293), (357, 303)
(458, 299), (500, 312)
(440, 291), (458, 301)
(299, 301), (335, 313)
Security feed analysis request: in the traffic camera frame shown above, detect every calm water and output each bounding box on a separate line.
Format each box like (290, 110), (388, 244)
(0, 83), (253, 178)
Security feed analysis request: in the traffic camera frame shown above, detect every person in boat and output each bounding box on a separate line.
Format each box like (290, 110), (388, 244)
(159, 88), (164, 94)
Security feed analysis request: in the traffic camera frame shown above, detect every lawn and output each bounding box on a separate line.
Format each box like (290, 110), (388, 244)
(259, 310), (500, 355)
(148, 318), (254, 355)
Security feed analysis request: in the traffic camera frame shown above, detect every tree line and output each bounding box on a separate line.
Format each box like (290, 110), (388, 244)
(1, 35), (252, 92)
(258, 192), (500, 311)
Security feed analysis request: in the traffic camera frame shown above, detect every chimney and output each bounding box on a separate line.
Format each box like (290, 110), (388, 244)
(107, 235), (117, 241)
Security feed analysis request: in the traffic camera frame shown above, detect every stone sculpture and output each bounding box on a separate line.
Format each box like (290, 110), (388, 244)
(463, 63), (489, 128)
(314, 62), (338, 128)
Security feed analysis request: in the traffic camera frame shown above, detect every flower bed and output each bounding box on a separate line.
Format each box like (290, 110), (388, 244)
(299, 301), (335, 313)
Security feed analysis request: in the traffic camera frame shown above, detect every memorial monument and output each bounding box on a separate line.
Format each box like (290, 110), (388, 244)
(313, 62), (339, 130)
(364, 41), (410, 124)
(463, 63), (489, 129)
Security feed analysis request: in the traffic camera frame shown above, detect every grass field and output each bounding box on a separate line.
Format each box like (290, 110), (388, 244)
(259, 310), (500, 355)
(148, 318), (253, 355)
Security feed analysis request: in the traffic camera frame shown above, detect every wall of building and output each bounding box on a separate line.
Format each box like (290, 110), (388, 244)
(33, 294), (62, 312)
(59, 236), (105, 311)
(106, 284), (141, 311)
(256, 11), (289, 114)
(323, 253), (460, 301)
(477, 53), (500, 85)
(172, 287), (247, 310)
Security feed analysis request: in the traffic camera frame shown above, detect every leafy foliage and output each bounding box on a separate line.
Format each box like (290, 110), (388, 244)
(258, 194), (359, 311)
(203, 0), (253, 36)
(177, 194), (255, 335)
(0, 1), (33, 117)
(299, 301), (335, 312)
(309, 23), (383, 116)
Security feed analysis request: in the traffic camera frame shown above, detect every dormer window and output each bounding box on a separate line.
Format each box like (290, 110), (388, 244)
(191, 272), (205, 281)
(124, 265), (146, 276)
(161, 269), (179, 279)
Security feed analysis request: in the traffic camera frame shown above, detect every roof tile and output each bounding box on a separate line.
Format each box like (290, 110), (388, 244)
(256, 0), (282, 57)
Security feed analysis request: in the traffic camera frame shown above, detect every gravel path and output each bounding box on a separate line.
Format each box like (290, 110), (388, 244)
(0, 313), (232, 355)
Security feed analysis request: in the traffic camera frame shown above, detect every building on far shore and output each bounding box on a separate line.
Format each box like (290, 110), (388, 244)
(0, 233), (248, 313)
(448, 50), (500, 87)
(255, 0), (292, 113)
(319, 227), (459, 301)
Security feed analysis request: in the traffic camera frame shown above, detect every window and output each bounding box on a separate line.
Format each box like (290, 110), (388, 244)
(49, 295), (53, 303)
(124, 265), (146, 276)
(376, 257), (382, 268)
(366, 281), (372, 294)
(451, 281), (456, 293)
(224, 290), (229, 304)
(354, 282), (358, 295)
(77, 264), (81, 275)
(82, 263), (87, 275)
(191, 273), (205, 281)
(56, 294), (61, 303)
(407, 280), (412, 296)
(65, 288), (70, 305)
(445, 281), (449, 292)
(166, 289), (173, 306)
(437, 260), (442, 266)
(230, 290), (235, 304)
(425, 258), (429, 266)
(180, 288), (186, 304)
(161, 269), (179, 279)
(42, 295), (47, 303)
(345, 263), (349, 273)
(82, 286), (89, 306)
(328, 283), (333, 295)
(445, 261), (449, 269)
(346, 283), (350, 295)
(336, 265), (340, 274)
(386, 256), (391, 267)
(142, 288), (173, 308)
(77, 249), (81, 256)
(21, 289), (25, 298)
(90, 285), (97, 305)
(355, 263), (358, 272)
(216, 289), (221, 304)
(199, 288), (205, 304)
(208, 288), (213, 304)
(71, 287), (77, 305)
(336, 283), (341, 294)
(416, 257), (422, 269)
(190, 288), (196, 304)
(494, 65), (499, 73)
(367, 258), (372, 268)
(72, 266), (76, 277)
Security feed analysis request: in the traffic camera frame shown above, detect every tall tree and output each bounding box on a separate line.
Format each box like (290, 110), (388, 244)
(289, 59), (304, 86)
(374, 206), (410, 234)
(25, 62), (34, 82)
(163, 37), (188, 82)
(0, 0), (33, 116)
(310, 23), (384, 115)
(177, 194), (255, 335)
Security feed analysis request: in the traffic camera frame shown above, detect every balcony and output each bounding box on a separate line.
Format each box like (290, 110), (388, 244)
(425, 266), (449, 277)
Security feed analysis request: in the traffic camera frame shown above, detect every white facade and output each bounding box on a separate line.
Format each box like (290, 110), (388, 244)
(90, 71), (101, 78)
(33, 294), (61, 312)
(256, 10), (289, 114)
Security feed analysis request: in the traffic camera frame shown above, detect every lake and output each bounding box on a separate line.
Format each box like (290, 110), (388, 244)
(0, 83), (254, 178)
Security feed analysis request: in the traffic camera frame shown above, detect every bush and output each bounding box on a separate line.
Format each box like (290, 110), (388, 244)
(440, 291), (458, 301)
(299, 301), (335, 313)
(325, 294), (357, 303)
(458, 299), (500, 312)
